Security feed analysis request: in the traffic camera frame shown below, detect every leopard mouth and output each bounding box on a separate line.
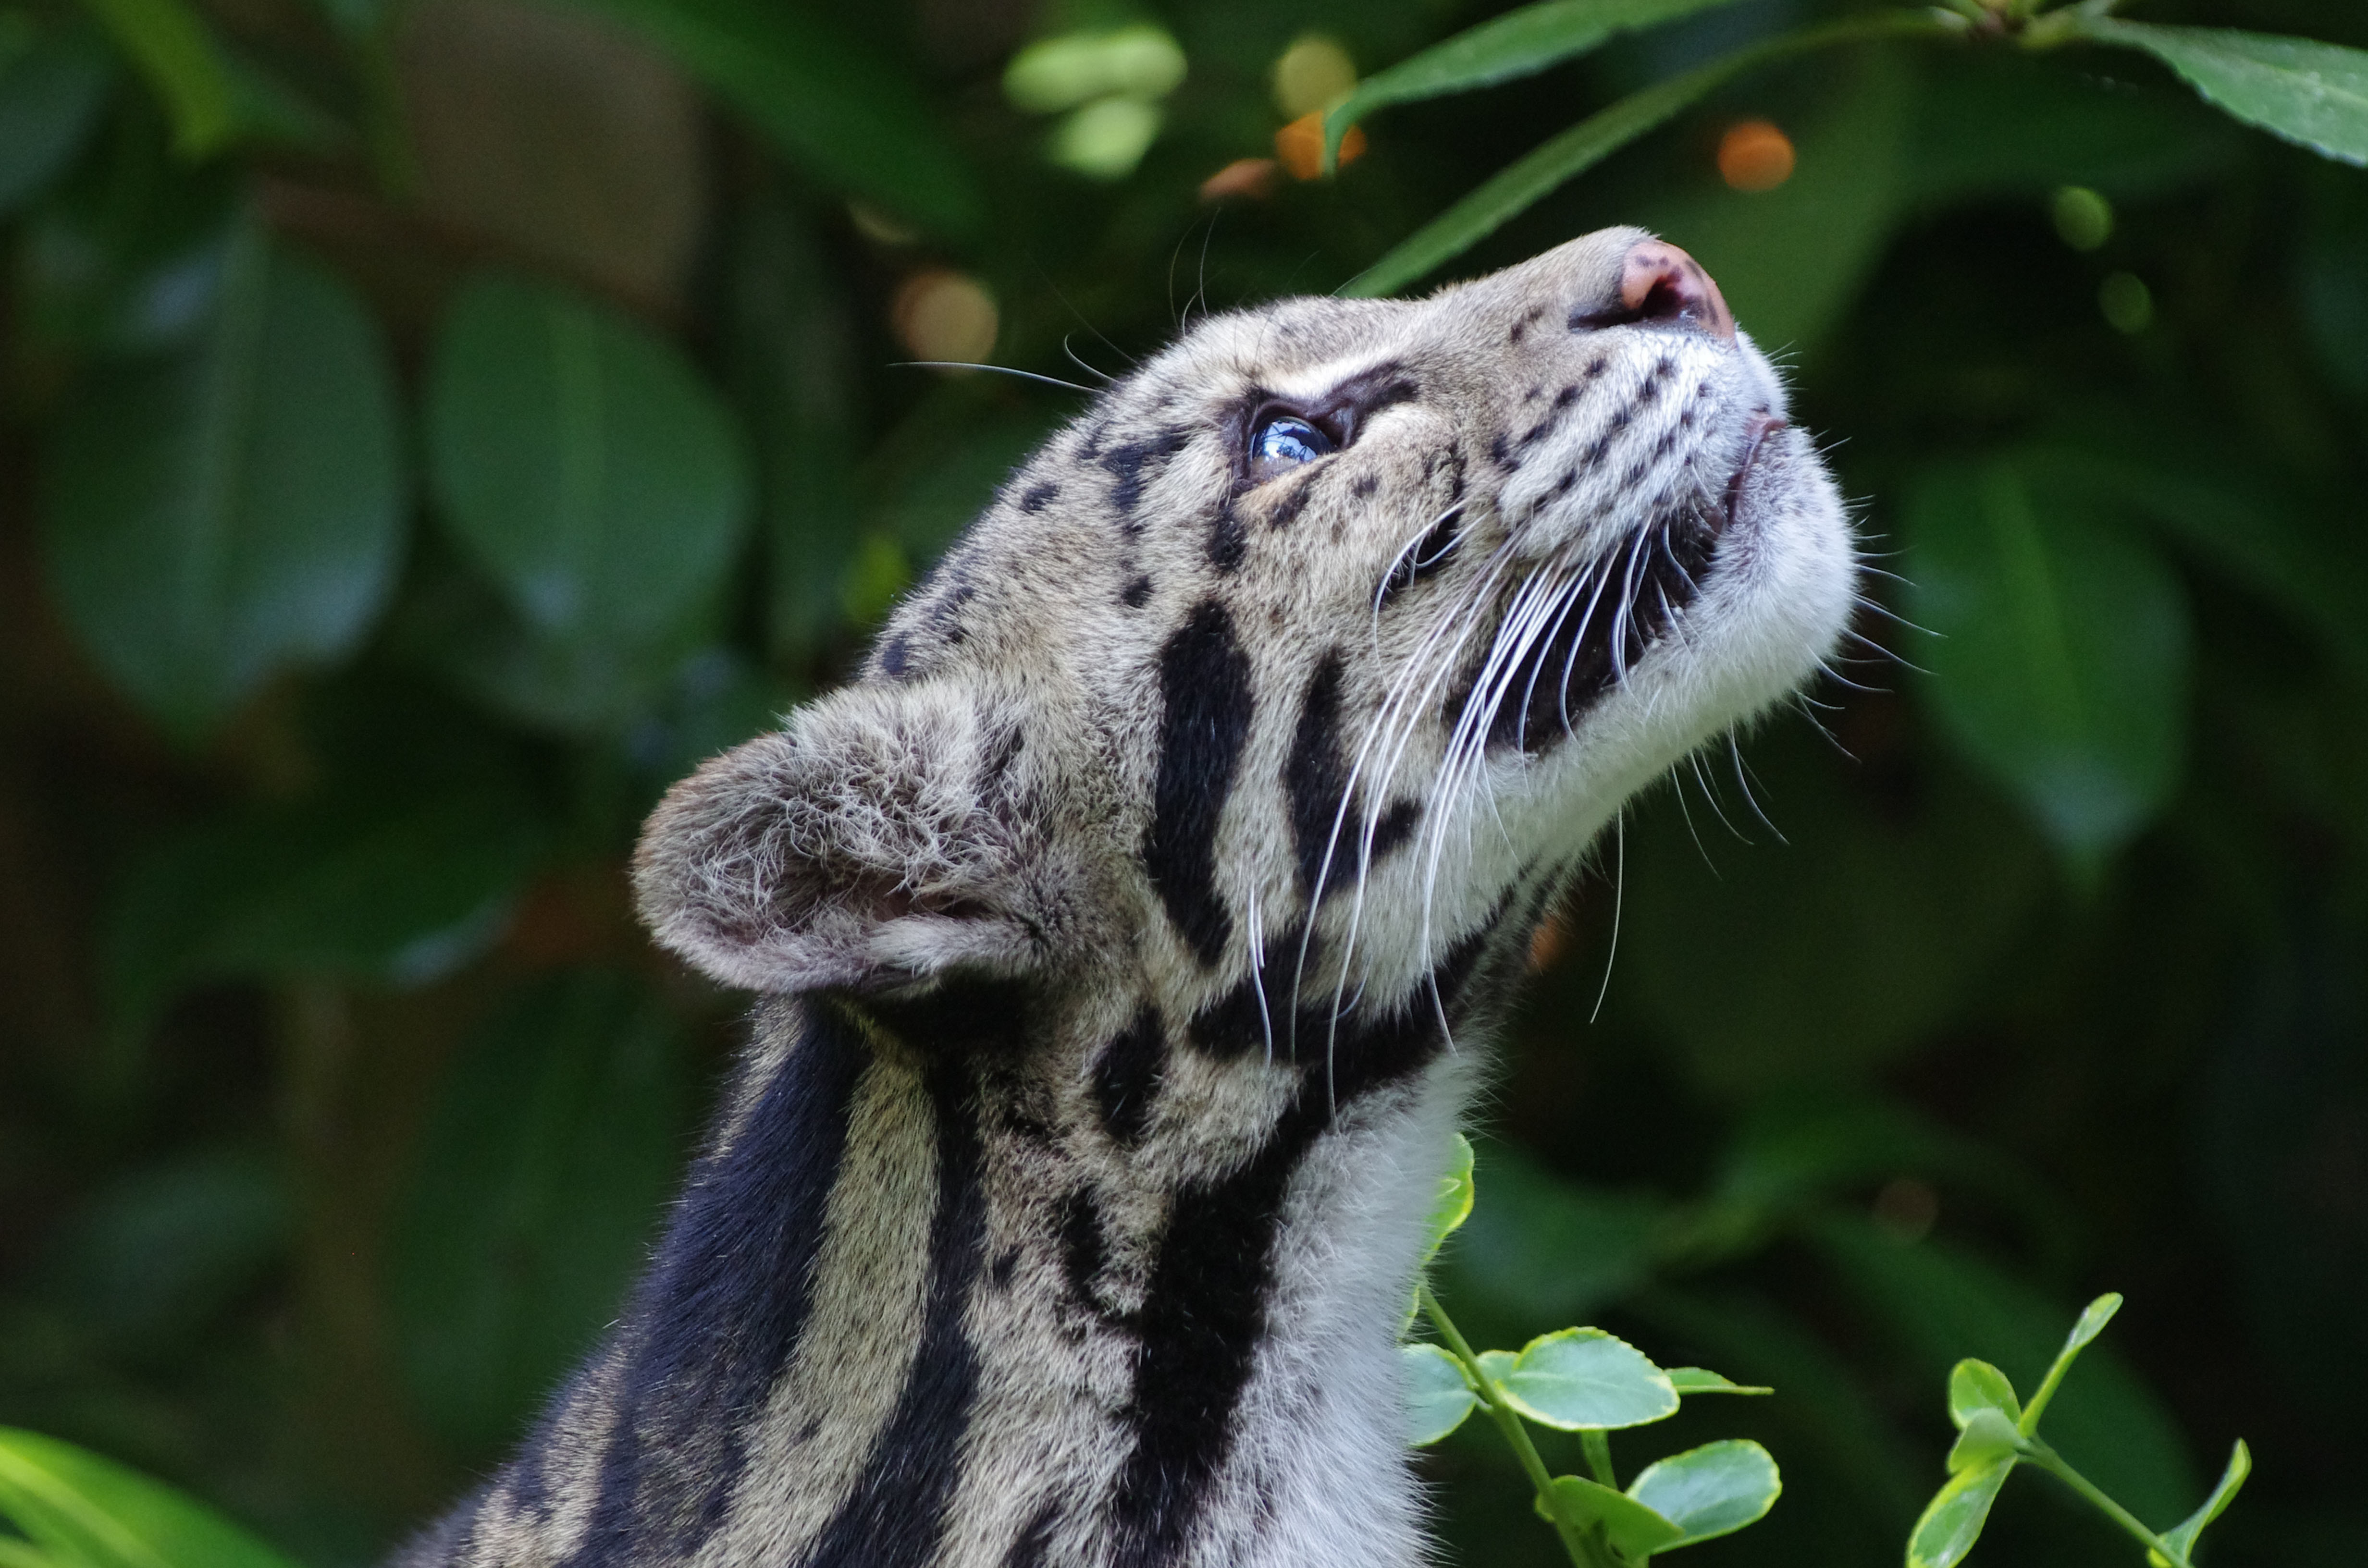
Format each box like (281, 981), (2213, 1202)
(1467, 413), (1784, 754)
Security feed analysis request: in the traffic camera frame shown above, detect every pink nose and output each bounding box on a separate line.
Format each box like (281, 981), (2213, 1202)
(1615, 240), (1734, 341)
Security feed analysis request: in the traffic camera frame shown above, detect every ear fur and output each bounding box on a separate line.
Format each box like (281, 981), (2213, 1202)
(632, 679), (1068, 994)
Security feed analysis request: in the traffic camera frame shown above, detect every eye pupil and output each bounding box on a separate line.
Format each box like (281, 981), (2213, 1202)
(1248, 414), (1333, 480)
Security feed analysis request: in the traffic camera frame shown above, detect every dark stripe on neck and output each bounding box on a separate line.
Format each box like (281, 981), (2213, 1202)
(1115, 910), (1508, 1566)
(1146, 600), (1254, 966)
(801, 1052), (991, 1567)
(559, 999), (867, 1568)
(1107, 1086), (1326, 1568)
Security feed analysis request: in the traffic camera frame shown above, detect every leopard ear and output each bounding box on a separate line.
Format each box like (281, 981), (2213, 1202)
(632, 679), (1058, 994)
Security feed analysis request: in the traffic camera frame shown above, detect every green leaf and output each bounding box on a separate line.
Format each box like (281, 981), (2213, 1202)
(1811, 1216), (2196, 1526)
(2072, 20), (2368, 168)
(0, 21), (111, 215)
(1322, 0), (1741, 164)
(1627, 1439), (1782, 1548)
(2020, 1292), (2121, 1432)
(2027, 440), (2368, 682)
(387, 970), (687, 1455)
(1905, 1458), (2015, 1568)
(103, 782), (545, 1036)
(1945, 1409), (2023, 1474)
(74, 0), (237, 156)
(1400, 1343), (1480, 1446)
(1542, 1475), (1686, 1559)
(1423, 1133), (1477, 1264)
(0, 1537), (58, 1568)
(1495, 1327), (1679, 1430)
(2158, 1440), (2250, 1563)
(566, 0), (980, 235)
(1665, 1367), (1771, 1396)
(1903, 459), (2191, 875)
(1342, 11), (1942, 296)
(1637, 1286), (1926, 1537)
(426, 273), (750, 658)
(1947, 1360), (2021, 1429)
(0, 1428), (299, 1568)
(39, 226), (406, 741)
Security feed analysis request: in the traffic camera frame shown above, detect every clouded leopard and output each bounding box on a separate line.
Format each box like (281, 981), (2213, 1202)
(399, 227), (1855, 1568)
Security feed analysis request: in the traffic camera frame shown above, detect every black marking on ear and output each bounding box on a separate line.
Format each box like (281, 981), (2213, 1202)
(1285, 651), (1350, 902)
(1351, 472), (1379, 498)
(801, 1052), (990, 1568)
(1020, 481), (1060, 513)
(557, 999), (867, 1568)
(1122, 574), (1155, 608)
(1208, 506), (1247, 572)
(880, 635), (913, 680)
(1093, 1006), (1165, 1145)
(1147, 600), (1253, 967)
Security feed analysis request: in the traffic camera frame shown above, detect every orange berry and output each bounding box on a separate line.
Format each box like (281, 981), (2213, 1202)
(1274, 112), (1366, 181)
(1717, 119), (1794, 192)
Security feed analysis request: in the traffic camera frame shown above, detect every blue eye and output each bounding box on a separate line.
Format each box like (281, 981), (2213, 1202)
(1248, 414), (1333, 482)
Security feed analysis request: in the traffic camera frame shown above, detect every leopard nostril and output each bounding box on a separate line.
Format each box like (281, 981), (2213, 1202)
(1571, 240), (1737, 341)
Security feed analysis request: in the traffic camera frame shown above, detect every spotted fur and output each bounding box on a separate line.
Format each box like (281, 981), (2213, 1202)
(400, 228), (1855, 1568)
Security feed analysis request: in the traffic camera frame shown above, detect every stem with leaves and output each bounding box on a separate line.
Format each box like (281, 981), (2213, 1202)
(1420, 1283), (1615, 1568)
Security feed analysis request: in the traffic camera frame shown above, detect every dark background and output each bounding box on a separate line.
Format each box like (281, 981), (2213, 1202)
(0, 0), (2363, 1564)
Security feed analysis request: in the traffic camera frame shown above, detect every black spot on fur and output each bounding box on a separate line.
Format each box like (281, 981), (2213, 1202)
(1285, 651), (1351, 902)
(1263, 472), (1318, 531)
(1103, 428), (1194, 515)
(1372, 798), (1421, 858)
(1351, 473), (1379, 498)
(880, 636), (912, 679)
(1020, 481), (1059, 513)
(802, 1050), (991, 1568)
(1093, 1005), (1164, 1145)
(556, 999), (868, 1568)
(1059, 1188), (1110, 1315)
(1489, 431), (1517, 470)
(1207, 506), (1247, 572)
(1147, 601), (1254, 967)
(1122, 574), (1155, 608)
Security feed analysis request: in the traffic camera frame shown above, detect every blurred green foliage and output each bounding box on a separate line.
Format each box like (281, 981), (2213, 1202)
(0, 0), (2364, 1566)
